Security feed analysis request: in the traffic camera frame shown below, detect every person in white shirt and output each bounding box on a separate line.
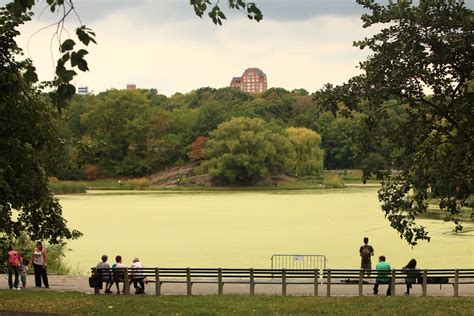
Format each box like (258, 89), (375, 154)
(30, 242), (48, 288)
(130, 257), (145, 294)
(112, 255), (125, 294)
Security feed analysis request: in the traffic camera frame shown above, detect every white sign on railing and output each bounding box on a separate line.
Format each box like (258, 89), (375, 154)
(294, 255), (304, 262)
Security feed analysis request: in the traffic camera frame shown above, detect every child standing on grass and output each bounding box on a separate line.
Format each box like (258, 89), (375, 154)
(20, 258), (29, 288)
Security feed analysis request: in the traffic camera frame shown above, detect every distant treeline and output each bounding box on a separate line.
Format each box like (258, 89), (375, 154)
(43, 87), (402, 183)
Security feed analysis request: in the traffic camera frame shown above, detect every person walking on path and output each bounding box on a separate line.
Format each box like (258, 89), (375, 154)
(359, 237), (374, 276)
(30, 241), (49, 288)
(96, 255), (112, 294)
(373, 255), (392, 296)
(403, 258), (420, 295)
(130, 257), (145, 294)
(7, 246), (21, 290)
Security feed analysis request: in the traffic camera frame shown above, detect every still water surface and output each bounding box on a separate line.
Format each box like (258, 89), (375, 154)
(60, 188), (474, 274)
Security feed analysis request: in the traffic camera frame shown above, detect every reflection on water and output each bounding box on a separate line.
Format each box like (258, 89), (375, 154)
(60, 188), (474, 274)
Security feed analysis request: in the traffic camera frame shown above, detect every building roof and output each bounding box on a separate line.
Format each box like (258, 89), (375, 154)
(244, 68), (266, 76)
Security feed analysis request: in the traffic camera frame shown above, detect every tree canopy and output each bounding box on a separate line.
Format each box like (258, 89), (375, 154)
(200, 117), (295, 184)
(286, 127), (324, 177)
(318, 0), (473, 245)
(0, 7), (81, 244)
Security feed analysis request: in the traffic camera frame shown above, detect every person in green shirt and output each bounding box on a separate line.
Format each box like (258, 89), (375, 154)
(373, 255), (392, 295)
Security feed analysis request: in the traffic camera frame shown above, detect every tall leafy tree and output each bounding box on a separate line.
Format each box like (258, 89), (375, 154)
(201, 117), (295, 184)
(286, 127), (324, 177)
(0, 7), (81, 243)
(319, 0), (473, 245)
(81, 90), (151, 176)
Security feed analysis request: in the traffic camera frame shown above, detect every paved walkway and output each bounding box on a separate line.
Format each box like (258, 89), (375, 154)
(1, 274), (472, 296)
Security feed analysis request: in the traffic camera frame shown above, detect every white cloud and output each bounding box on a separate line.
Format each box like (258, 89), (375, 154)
(16, 8), (378, 95)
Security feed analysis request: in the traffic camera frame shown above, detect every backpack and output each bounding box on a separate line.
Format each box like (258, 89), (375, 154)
(8, 251), (20, 267)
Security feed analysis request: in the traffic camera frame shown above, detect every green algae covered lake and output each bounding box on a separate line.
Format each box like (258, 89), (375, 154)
(59, 188), (474, 274)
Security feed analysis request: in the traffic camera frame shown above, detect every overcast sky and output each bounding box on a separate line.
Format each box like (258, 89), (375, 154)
(2, 0), (433, 95)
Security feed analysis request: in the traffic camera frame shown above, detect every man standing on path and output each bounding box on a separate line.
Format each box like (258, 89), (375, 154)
(373, 255), (392, 296)
(7, 246), (21, 290)
(359, 237), (374, 276)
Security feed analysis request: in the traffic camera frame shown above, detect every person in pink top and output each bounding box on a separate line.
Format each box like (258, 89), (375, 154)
(7, 246), (21, 290)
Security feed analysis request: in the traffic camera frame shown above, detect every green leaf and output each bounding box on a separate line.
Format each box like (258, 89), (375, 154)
(69, 49), (89, 72)
(77, 59), (89, 72)
(76, 26), (97, 46)
(57, 83), (76, 98)
(60, 39), (75, 52)
(61, 53), (70, 62)
(24, 64), (38, 84)
(57, 68), (77, 82)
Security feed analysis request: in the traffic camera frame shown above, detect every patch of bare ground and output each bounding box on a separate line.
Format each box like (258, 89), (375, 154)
(148, 163), (300, 188)
(148, 162), (213, 187)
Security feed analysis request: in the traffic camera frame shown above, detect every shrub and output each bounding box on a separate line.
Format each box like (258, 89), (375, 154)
(287, 127), (324, 178)
(124, 178), (151, 190)
(47, 176), (59, 183)
(48, 181), (86, 194)
(323, 175), (345, 189)
(201, 117), (295, 184)
(82, 164), (105, 180)
(188, 136), (207, 161)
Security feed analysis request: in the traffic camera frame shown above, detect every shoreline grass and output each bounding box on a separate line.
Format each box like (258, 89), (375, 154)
(0, 291), (472, 315)
(48, 181), (87, 194)
(82, 179), (379, 192)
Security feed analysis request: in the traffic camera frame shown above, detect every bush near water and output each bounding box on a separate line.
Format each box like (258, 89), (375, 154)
(48, 178), (86, 194)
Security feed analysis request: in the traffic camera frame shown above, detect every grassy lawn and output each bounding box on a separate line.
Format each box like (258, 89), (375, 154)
(0, 291), (473, 315)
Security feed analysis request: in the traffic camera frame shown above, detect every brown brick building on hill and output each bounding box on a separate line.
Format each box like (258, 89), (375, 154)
(230, 68), (267, 93)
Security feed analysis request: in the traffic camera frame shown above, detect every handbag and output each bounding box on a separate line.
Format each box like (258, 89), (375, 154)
(88, 274), (102, 289)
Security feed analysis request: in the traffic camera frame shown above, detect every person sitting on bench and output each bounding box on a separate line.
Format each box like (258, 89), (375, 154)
(131, 257), (145, 294)
(373, 255), (392, 296)
(402, 258), (420, 295)
(96, 254), (112, 294)
(112, 255), (125, 294)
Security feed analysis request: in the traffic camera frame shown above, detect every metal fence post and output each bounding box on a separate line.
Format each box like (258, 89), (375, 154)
(358, 269), (363, 296)
(282, 269), (287, 296)
(250, 268), (255, 295)
(218, 268), (223, 295)
(422, 270), (427, 296)
(155, 267), (161, 296)
(390, 270), (396, 296)
(186, 267), (192, 296)
(123, 268), (130, 295)
(314, 269), (319, 296)
(326, 270), (331, 297)
(454, 269), (459, 297)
